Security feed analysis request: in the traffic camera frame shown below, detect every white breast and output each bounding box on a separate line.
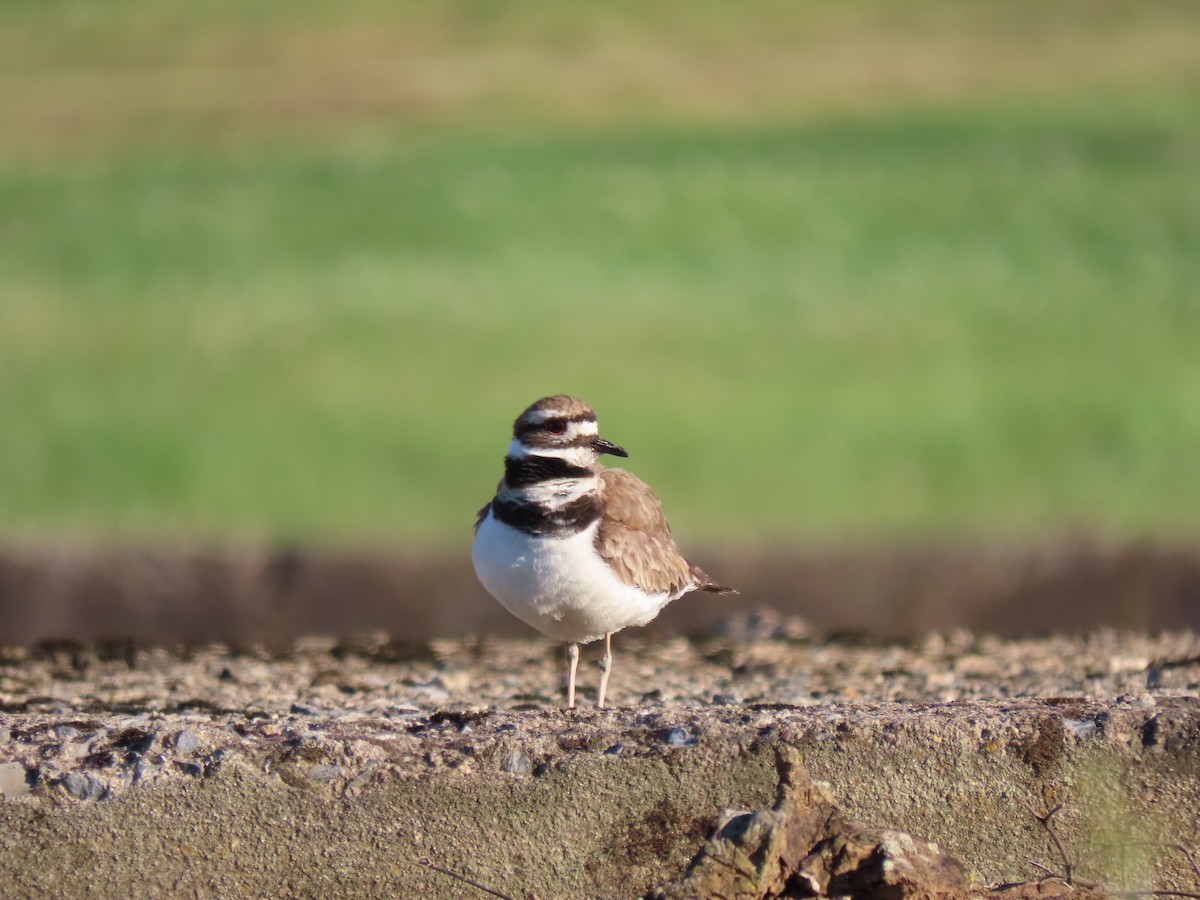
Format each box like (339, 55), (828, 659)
(472, 509), (674, 644)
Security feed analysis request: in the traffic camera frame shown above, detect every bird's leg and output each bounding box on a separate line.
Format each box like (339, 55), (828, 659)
(566, 642), (580, 709)
(597, 633), (613, 709)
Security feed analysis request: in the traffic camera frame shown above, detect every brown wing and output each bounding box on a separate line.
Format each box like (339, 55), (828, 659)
(596, 467), (734, 598)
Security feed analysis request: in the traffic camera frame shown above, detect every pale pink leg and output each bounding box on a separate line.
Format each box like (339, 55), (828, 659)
(566, 642), (580, 709)
(597, 633), (613, 709)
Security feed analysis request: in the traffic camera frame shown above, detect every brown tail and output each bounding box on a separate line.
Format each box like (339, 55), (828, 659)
(691, 565), (738, 595)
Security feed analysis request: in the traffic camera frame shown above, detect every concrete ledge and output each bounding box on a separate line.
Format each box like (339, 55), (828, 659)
(1, 701), (1198, 896)
(2, 633), (1199, 897)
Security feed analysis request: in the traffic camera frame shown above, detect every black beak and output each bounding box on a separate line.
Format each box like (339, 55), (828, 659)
(592, 436), (629, 458)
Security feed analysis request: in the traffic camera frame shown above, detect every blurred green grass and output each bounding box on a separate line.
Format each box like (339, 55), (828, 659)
(2, 2), (1199, 543)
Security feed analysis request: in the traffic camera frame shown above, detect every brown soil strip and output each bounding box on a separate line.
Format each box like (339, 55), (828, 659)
(2, 537), (1198, 645)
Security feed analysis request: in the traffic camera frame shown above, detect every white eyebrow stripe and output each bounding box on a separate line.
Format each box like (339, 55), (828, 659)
(564, 420), (598, 440)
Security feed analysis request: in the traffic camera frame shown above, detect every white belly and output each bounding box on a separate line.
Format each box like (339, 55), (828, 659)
(472, 511), (672, 644)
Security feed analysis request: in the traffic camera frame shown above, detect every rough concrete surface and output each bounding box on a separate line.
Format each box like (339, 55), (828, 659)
(2, 630), (1199, 898)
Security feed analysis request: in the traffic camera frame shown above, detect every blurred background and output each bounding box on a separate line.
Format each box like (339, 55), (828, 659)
(1, 0), (1198, 643)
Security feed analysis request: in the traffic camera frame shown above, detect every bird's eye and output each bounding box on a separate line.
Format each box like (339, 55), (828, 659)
(545, 418), (567, 435)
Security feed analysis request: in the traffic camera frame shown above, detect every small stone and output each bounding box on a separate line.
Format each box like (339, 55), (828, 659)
(604, 743), (623, 755)
(175, 730), (199, 754)
(306, 764), (342, 782)
(62, 772), (104, 801)
(54, 725), (78, 740)
(1064, 718), (1097, 741)
(132, 759), (157, 783)
(0, 728), (11, 744)
(0, 762), (30, 799)
(290, 703), (317, 716)
(67, 738), (95, 759)
(177, 763), (202, 777)
(410, 684), (450, 704)
(347, 759), (380, 790)
(665, 728), (696, 747)
(501, 750), (532, 776)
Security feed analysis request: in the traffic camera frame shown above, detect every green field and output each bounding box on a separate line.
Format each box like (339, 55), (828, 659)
(2, 1), (1199, 543)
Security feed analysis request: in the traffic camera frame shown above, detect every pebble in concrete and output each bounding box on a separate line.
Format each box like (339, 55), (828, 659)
(664, 727), (697, 747)
(174, 730), (199, 754)
(0, 762), (30, 799)
(306, 764), (342, 782)
(62, 773), (104, 802)
(1063, 717), (1098, 740)
(502, 750), (532, 775)
(347, 760), (380, 790)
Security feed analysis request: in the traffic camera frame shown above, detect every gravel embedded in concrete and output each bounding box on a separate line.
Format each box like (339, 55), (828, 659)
(306, 763), (342, 781)
(0, 762), (29, 799)
(1, 630), (1198, 897)
(61, 772), (103, 801)
(2, 629), (1197, 717)
(174, 729), (198, 753)
(501, 749), (532, 775)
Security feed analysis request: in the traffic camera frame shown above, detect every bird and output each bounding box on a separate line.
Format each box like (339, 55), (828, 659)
(471, 394), (734, 708)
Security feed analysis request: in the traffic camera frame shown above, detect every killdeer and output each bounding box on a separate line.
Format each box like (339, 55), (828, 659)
(472, 395), (734, 708)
